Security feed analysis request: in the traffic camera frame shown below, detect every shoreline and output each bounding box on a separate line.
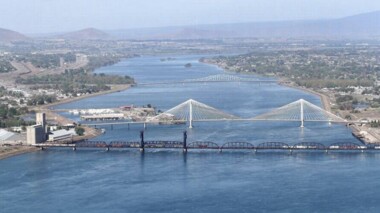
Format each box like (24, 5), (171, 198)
(279, 82), (331, 112)
(41, 84), (131, 108)
(40, 84), (132, 141)
(0, 146), (39, 160)
(202, 60), (380, 144)
(0, 85), (132, 160)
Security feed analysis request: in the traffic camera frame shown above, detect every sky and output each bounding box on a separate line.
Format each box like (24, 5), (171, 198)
(1, 0), (380, 34)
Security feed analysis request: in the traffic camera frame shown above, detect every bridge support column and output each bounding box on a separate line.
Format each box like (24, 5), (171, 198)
(183, 131), (187, 153)
(140, 131), (145, 152)
(300, 99), (304, 128)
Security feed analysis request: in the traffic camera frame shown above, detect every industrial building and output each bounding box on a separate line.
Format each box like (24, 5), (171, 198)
(26, 124), (46, 145)
(26, 113), (47, 145)
(48, 129), (75, 142)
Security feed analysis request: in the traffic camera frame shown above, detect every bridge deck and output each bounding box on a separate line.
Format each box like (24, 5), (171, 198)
(33, 141), (377, 151)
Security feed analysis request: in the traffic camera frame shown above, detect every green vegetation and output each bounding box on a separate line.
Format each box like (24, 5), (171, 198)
(16, 68), (134, 97)
(370, 98), (380, 108)
(16, 53), (76, 68)
(0, 104), (32, 128)
(371, 121), (380, 128)
(26, 94), (56, 106)
(204, 48), (379, 88)
(335, 94), (356, 110)
(0, 59), (16, 73)
(75, 126), (85, 136)
(0, 86), (24, 98)
(86, 55), (120, 71)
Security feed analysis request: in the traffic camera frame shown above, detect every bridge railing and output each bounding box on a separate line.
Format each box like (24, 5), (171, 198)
(221, 142), (254, 150)
(144, 141), (184, 148)
(109, 141), (140, 148)
(187, 141), (220, 149)
(256, 142), (290, 149)
(292, 142), (326, 150)
(328, 142), (366, 150)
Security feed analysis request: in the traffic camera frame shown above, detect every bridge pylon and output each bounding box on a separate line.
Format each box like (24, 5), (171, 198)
(300, 99), (304, 128)
(252, 99), (346, 127)
(189, 100), (193, 128)
(152, 99), (239, 129)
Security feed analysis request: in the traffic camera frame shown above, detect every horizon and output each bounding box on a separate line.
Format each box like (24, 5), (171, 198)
(2, 0), (380, 34)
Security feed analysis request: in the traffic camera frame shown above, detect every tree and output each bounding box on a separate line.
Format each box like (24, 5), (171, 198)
(75, 127), (85, 136)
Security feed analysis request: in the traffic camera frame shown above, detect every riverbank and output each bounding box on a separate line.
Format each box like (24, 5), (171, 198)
(201, 60), (380, 144)
(0, 146), (39, 160)
(39, 84), (132, 141)
(0, 84), (132, 160)
(41, 84), (131, 108)
(279, 81), (332, 112)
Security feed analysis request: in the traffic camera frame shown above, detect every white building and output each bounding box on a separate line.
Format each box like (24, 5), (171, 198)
(48, 129), (76, 142)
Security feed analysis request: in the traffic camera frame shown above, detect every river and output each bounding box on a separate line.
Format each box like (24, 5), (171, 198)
(2, 55), (379, 213)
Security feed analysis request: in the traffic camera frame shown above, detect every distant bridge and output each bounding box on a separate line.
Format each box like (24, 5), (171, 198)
(135, 74), (278, 86)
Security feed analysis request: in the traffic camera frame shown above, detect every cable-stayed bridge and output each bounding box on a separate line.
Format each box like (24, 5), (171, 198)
(151, 99), (239, 128)
(252, 99), (346, 127)
(84, 98), (354, 128)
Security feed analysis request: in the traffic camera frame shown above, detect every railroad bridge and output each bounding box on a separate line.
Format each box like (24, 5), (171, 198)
(35, 131), (376, 152)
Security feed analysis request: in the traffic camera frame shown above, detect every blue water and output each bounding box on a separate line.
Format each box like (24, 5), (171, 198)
(52, 55), (356, 145)
(1, 55), (377, 213)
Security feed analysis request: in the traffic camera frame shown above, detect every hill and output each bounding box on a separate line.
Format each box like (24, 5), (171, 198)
(109, 11), (380, 40)
(0, 28), (29, 42)
(56, 28), (110, 40)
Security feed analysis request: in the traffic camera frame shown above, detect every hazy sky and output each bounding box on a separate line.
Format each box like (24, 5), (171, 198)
(1, 0), (380, 34)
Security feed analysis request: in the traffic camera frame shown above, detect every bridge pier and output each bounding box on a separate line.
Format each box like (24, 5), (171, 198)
(140, 131), (145, 152)
(183, 131), (187, 153)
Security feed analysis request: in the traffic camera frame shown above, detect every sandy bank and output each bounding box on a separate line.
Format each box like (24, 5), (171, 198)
(0, 146), (39, 160)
